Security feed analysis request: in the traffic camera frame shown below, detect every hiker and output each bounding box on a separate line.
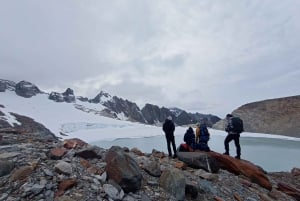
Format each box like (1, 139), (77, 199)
(183, 127), (196, 147)
(223, 114), (243, 159)
(195, 120), (210, 144)
(163, 116), (177, 158)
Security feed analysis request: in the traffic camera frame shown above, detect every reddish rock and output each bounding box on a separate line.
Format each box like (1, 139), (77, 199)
(131, 147), (145, 156)
(213, 196), (225, 201)
(87, 166), (103, 175)
(9, 166), (33, 182)
(277, 182), (300, 200)
(175, 161), (187, 170)
(80, 159), (91, 168)
(233, 193), (242, 201)
(49, 148), (67, 160)
(63, 138), (88, 149)
(208, 151), (272, 190)
(55, 178), (77, 197)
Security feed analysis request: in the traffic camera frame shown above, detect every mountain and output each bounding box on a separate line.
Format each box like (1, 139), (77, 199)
(213, 95), (300, 137)
(0, 79), (220, 127)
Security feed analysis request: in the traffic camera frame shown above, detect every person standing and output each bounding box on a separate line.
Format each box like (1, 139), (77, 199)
(223, 114), (242, 159)
(163, 116), (177, 158)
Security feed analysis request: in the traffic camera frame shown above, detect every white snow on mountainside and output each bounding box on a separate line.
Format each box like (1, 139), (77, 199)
(1, 91), (300, 144)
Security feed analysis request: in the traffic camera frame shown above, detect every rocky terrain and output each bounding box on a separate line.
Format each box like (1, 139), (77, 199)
(1, 120), (300, 201)
(213, 95), (300, 137)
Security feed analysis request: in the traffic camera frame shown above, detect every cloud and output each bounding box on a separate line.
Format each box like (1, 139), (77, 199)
(1, 0), (300, 117)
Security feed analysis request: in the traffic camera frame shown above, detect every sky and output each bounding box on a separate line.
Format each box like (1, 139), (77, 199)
(1, 1), (300, 117)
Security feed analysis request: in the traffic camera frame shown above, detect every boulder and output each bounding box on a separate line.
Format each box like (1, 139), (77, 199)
(49, 148), (67, 160)
(0, 160), (14, 177)
(54, 161), (72, 175)
(277, 182), (300, 200)
(208, 151), (272, 190)
(15, 81), (41, 98)
(9, 165), (34, 182)
(177, 151), (220, 173)
(63, 138), (88, 149)
(105, 146), (142, 193)
(75, 146), (104, 159)
(159, 168), (186, 201)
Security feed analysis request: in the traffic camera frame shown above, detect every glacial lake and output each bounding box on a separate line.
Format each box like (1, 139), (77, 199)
(91, 134), (300, 172)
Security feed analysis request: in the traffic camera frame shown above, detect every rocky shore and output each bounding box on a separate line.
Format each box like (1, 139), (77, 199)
(1, 128), (300, 201)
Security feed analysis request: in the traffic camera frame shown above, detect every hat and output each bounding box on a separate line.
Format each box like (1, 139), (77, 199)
(167, 116), (172, 120)
(226, 114), (233, 118)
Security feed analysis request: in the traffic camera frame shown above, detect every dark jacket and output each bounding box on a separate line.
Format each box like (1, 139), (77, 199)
(184, 127), (195, 146)
(163, 119), (175, 138)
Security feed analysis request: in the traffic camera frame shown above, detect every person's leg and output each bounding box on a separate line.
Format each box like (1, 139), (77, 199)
(224, 134), (233, 155)
(171, 136), (177, 157)
(166, 137), (172, 157)
(233, 135), (241, 159)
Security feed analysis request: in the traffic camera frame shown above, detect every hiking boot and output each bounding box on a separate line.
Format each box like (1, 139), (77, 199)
(223, 152), (229, 155)
(235, 155), (241, 159)
(173, 154), (177, 159)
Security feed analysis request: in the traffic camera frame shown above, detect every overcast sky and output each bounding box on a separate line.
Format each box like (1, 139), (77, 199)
(1, 1), (300, 117)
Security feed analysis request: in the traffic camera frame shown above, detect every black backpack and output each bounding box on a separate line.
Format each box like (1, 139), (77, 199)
(229, 117), (244, 133)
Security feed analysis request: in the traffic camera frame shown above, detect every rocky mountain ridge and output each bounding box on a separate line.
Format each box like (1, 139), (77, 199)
(213, 95), (300, 138)
(0, 79), (220, 127)
(1, 118), (300, 201)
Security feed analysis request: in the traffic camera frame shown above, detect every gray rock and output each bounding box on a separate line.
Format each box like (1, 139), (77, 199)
(143, 159), (161, 177)
(177, 151), (220, 173)
(54, 161), (72, 175)
(0, 152), (21, 159)
(103, 184), (121, 200)
(105, 146), (142, 193)
(0, 160), (14, 177)
(15, 80), (41, 98)
(159, 168), (185, 201)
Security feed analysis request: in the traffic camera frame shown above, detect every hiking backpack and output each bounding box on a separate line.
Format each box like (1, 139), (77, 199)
(199, 124), (210, 143)
(229, 117), (244, 133)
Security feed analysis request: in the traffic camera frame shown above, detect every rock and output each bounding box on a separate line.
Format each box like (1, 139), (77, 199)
(56, 178), (77, 197)
(159, 168), (186, 201)
(9, 166), (34, 182)
(49, 148), (67, 160)
(208, 151), (272, 190)
(277, 182), (300, 200)
(103, 184), (123, 200)
(75, 146), (103, 159)
(63, 138), (88, 149)
(49, 92), (64, 102)
(291, 168), (300, 176)
(185, 181), (198, 199)
(175, 161), (187, 170)
(105, 146), (142, 193)
(0, 160), (14, 177)
(62, 88), (75, 103)
(213, 95), (300, 137)
(0, 152), (21, 159)
(194, 169), (218, 181)
(143, 159), (161, 177)
(49, 88), (75, 103)
(177, 151), (220, 173)
(54, 161), (72, 175)
(130, 147), (145, 156)
(15, 80), (41, 98)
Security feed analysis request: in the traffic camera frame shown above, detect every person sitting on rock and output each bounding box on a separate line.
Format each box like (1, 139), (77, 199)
(183, 127), (196, 148)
